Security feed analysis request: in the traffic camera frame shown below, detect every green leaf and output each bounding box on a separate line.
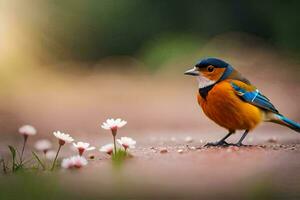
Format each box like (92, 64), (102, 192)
(32, 151), (46, 170)
(8, 145), (16, 160)
(8, 145), (16, 171)
(3, 162), (7, 174)
(0, 158), (7, 174)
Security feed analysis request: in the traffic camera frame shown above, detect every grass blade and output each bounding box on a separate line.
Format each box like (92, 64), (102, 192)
(32, 151), (46, 170)
(8, 145), (16, 171)
(0, 158), (7, 174)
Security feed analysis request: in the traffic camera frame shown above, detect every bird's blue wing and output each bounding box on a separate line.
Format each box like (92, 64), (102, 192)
(231, 82), (279, 114)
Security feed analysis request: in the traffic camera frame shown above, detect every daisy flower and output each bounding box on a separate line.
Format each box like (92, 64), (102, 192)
(53, 131), (74, 145)
(18, 125), (37, 163)
(61, 155), (88, 169)
(117, 137), (136, 150)
(101, 118), (127, 136)
(73, 142), (95, 156)
(99, 144), (114, 155)
(101, 118), (127, 155)
(34, 139), (52, 154)
(61, 157), (73, 169)
(19, 125), (37, 136)
(51, 131), (74, 171)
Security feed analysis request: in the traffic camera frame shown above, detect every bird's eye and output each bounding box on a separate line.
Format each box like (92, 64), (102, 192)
(207, 66), (214, 72)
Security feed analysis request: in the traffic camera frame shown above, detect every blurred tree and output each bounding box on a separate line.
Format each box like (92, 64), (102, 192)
(6, 0), (300, 66)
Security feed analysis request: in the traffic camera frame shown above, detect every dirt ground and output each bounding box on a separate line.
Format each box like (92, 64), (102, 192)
(0, 65), (300, 199)
(49, 128), (299, 199)
(2, 132), (300, 199)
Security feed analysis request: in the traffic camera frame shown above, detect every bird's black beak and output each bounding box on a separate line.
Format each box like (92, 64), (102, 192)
(184, 67), (199, 76)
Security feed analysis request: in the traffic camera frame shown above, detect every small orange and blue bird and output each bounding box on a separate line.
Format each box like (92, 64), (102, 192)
(184, 57), (300, 147)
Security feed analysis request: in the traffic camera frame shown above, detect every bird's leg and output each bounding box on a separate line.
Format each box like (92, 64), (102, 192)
(205, 132), (233, 147)
(232, 130), (249, 147)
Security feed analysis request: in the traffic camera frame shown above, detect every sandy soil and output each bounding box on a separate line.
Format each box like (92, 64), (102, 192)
(3, 128), (300, 199)
(0, 69), (300, 199)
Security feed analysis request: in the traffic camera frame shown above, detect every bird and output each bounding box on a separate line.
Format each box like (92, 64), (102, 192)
(184, 57), (300, 147)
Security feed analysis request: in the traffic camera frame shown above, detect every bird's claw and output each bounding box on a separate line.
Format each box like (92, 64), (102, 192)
(204, 141), (230, 147)
(229, 143), (252, 147)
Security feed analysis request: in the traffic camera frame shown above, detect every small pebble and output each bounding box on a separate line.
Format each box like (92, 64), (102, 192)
(88, 154), (95, 160)
(177, 149), (184, 154)
(160, 148), (168, 154)
(230, 146), (240, 151)
(226, 148), (233, 153)
(150, 147), (157, 153)
(189, 146), (196, 150)
(235, 147), (241, 151)
(185, 136), (193, 143)
(267, 137), (278, 143)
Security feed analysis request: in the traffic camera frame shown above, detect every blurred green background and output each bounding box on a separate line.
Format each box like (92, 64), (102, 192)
(1, 0), (300, 71)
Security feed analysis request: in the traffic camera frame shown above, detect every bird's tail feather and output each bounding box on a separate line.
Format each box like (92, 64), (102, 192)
(270, 114), (300, 133)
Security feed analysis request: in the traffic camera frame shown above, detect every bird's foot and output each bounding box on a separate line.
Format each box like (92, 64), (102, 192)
(229, 143), (252, 147)
(204, 140), (230, 147)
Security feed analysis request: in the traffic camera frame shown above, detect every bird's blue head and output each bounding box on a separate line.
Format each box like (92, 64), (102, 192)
(184, 57), (233, 89)
(195, 57), (229, 69)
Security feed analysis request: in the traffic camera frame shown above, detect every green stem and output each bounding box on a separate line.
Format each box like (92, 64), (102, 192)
(113, 136), (117, 155)
(43, 152), (47, 169)
(51, 145), (62, 171)
(20, 136), (28, 164)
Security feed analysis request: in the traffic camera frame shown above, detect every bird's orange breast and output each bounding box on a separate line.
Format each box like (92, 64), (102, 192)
(197, 80), (263, 131)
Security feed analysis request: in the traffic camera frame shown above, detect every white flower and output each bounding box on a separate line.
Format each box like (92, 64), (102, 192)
(53, 131), (74, 145)
(71, 156), (88, 168)
(34, 139), (52, 153)
(99, 144), (114, 155)
(101, 118), (127, 135)
(61, 155), (88, 169)
(19, 125), (37, 136)
(61, 157), (73, 169)
(117, 137), (136, 150)
(45, 150), (56, 160)
(73, 142), (95, 156)
(73, 142), (95, 151)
